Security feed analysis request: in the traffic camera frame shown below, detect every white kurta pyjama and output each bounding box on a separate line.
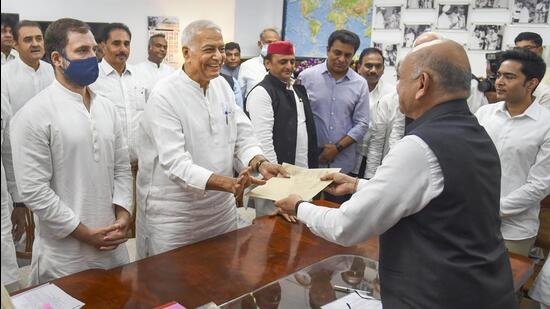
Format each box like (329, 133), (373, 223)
(10, 80), (132, 284)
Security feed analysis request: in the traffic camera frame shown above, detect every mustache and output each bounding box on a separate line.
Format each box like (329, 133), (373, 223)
(116, 52), (128, 57)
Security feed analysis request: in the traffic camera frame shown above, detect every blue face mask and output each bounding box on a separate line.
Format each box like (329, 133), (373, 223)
(62, 54), (99, 86)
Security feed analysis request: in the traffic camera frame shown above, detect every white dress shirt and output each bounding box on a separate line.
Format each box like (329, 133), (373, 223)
(365, 91), (405, 178)
(467, 79), (488, 114)
(136, 69), (263, 259)
(1, 49), (18, 65)
(133, 59), (175, 99)
(534, 83), (550, 109)
(298, 135), (444, 246)
(1, 58), (54, 114)
(238, 55), (267, 97)
(10, 80), (132, 284)
(90, 60), (147, 161)
(476, 99), (550, 240)
(0, 94), (19, 286)
(355, 79), (394, 174)
(246, 78), (309, 167)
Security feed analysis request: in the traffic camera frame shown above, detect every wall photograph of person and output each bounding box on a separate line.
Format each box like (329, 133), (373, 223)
(469, 24), (504, 50)
(373, 42), (399, 66)
(406, 0), (435, 9)
(511, 0), (549, 24)
(403, 24), (433, 47)
(374, 6), (402, 30)
(437, 4), (470, 30)
(473, 0), (510, 8)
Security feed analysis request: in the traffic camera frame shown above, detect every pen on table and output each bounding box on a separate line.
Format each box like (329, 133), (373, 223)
(333, 285), (372, 297)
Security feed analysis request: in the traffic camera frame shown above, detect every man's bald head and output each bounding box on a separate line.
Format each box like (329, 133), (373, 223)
(412, 32), (445, 47)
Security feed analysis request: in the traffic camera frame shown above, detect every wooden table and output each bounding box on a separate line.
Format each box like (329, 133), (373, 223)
(12, 202), (533, 308)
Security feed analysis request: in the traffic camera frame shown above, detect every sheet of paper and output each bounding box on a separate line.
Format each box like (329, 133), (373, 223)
(321, 292), (382, 309)
(11, 283), (84, 309)
(248, 163), (340, 201)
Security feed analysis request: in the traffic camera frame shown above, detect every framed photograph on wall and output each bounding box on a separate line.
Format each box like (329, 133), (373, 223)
(436, 4), (469, 30)
(373, 42), (399, 66)
(374, 6), (402, 30)
(473, 0), (509, 9)
(403, 24), (433, 47)
(511, 0), (549, 24)
(469, 24), (504, 50)
(406, 0), (435, 9)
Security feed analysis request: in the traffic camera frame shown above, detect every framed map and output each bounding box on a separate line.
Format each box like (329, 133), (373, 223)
(283, 0), (373, 58)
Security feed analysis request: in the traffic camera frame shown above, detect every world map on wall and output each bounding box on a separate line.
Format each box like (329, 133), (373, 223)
(284, 0), (373, 58)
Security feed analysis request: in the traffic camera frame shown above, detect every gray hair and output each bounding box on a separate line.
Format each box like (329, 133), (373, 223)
(259, 27), (280, 41)
(181, 20), (221, 48)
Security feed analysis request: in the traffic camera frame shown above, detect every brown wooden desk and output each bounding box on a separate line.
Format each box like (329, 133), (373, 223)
(13, 202), (533, 308)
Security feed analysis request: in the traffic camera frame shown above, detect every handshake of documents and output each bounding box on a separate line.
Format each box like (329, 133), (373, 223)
(247, 163), (340, 201)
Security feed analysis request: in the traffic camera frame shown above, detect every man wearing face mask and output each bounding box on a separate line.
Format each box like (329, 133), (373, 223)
(1, 20), (54, 114)
(90, 23), (147, 236)
(353, 47), (394, 178)
(10, 18), (132, 284)
(238, 28), (280, 98)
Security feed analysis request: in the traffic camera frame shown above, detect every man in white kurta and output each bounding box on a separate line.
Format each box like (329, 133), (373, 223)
(1, 19), (18, 65)
(1, 93), (20, 291)
(1, 21), (54, 114)
(133, 33), (175, 99)
(238, 28), (280, 97)
(10, 18), (132, 284)
(137, 20), (285, 259)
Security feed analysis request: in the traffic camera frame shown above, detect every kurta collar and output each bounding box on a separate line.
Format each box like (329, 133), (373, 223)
(52, 79), (97, 103)
(179, 68), (209, 93)
(16, 57), (41, 73)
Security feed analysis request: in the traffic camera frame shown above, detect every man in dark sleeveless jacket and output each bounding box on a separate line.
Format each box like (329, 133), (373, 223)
(274, 39), (517, 309)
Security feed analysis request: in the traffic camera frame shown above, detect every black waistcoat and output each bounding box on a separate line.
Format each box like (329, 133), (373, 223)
(247, 74), (318, 168)
(379, 100), (517, 309)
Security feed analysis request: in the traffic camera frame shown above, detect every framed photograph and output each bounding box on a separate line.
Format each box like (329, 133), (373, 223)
(511, 0), (549, 24)
(403, 24), (433, 47)
(373, 42), (399, 66)
(436, 4), (469, 30)
(473, 0), (509, 9)
(374, 6), (402, 30)
(406, 0), (435, 9)
(469, 24), (504, 50)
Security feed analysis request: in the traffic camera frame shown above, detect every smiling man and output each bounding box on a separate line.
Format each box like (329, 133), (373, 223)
(246, 41), (318, 216)
(1, 20), (54, 114)
(136, 20), (287, 259)
(1, 15), (18, 65)
(134, 33), (175, 96)
(10, 18), (132, 284)
(476, 49), (550, 257)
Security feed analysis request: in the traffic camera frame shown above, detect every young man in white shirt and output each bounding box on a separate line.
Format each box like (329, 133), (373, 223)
(354, 47), (394, 178)
(476, 49), (550, 257)
(1, 20), (54, 114)
(238, 28), (280, 97)
(0, 16), (18, 65)
(10, 18), (133, 284)
(514, 32), (550, 108)
(134, 33), (175, 98)
(136, 20), (287, 259)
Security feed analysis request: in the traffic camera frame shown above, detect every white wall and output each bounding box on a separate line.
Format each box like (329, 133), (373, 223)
(2, 0), (236, 66)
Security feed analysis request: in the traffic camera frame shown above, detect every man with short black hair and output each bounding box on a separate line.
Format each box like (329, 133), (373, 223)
(476, 48), (550, 257)
(514, 31), (549, 108)
(1, 14), (17, 65)
(221, 41), (241, 79)
(298, 30), (369, 202)
(10, 17), (132, 284)
(1, 20), (54, 114)
(238, 28), (280, 97)
(134, 33), (175, 97)
(354, 47), (394, 178)
(277, 39), (516, 309)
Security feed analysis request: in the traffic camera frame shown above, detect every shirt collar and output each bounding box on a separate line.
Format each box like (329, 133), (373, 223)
(100, 59), (132, 76)
(321, 60), (352, 81)
(496, 97), (542, 121)
(146, 59), (162, 69)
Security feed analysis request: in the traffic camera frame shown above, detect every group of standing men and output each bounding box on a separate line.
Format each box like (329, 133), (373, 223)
(1, 13), (549, 308)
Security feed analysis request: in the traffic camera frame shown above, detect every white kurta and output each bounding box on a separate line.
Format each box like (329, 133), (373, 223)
(237, 56), (267, 97)
(476, 100), (550, 241)
(467, 79), (488, 114)
(534, 83), (550, 109)
(133, 59), (175, 99)
(1, 49), (18, 66)
(10, 80), (132, 284)
(136, 69), (263, 259)
(530, 259), (550, 308)
(90, 60), (147, 161)
(1, 93), (19, 286)
(1, 58), (54, 115)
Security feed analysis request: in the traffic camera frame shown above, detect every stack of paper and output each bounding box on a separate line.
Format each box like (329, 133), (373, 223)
(11, 283), (84, 309)
(248, 163), (340, 201)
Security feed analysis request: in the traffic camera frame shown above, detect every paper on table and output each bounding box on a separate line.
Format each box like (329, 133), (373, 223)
(321, 292), (382, 309)
(11, 283), (84, 309)
(248, 163), (340, 201)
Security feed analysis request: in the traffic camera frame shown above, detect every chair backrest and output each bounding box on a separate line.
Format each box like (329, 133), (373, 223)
(15, 208), (35, 259)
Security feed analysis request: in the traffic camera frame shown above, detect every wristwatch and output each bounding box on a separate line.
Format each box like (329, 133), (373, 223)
(335, 142), (344, 152)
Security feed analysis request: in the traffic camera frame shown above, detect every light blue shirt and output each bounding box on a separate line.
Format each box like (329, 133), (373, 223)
(298, 62), (369, 173)
(232, 77), (244, 109)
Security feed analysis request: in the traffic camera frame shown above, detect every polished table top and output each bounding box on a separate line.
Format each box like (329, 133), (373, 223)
(13, 201), (533, 308)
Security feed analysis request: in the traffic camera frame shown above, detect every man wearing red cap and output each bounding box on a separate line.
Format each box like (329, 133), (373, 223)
(246, 41), (318, 216)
